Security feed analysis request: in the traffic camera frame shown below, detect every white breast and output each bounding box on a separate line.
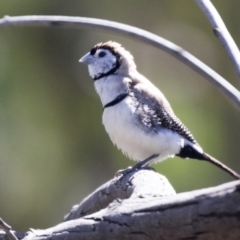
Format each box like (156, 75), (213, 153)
(94, 75), (184, 163)
(102, 96), (184, 163)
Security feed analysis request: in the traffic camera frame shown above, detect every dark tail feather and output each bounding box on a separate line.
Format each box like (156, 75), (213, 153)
(201, 152), (240, 180)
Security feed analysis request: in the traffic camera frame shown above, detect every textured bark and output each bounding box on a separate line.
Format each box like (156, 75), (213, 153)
(64, 169), (176, 221)
(0, 169), (240, 240)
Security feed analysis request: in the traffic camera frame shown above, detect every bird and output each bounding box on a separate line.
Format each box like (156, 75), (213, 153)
(79, 41), (240, 180)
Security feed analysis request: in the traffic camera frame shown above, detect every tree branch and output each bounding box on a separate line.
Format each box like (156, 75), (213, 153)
(196, 0), (240, 81)
(0, 218), (18, 240)
(64, 169), (176, 221)
(0, 169), (239, 240)
(0, 15), (239, 108)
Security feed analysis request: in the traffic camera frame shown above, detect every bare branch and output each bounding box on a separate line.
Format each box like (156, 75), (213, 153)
(0, 169), (239, 239)
(0, 218), (18, 240)
(0, 174), (237, 240)
(0, 15), (239, 108)
(196, 0), (240, 81)
(64, 169), (176, 221)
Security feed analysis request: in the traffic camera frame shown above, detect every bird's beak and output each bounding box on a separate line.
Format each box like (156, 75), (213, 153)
(79, 52), (94, 65)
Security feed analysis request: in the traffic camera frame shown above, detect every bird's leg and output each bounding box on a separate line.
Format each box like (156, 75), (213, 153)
(131, 154), (159, 171)
(115, 154), (159, 177)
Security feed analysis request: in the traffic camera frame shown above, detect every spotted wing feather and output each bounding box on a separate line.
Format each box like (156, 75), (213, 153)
(130, 85), (196, 144)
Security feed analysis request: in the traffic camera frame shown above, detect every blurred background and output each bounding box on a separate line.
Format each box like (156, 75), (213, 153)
(0, 0), (239, 231)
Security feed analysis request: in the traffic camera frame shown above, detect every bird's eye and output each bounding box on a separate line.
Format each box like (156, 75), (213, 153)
(98, 51), (106, 58)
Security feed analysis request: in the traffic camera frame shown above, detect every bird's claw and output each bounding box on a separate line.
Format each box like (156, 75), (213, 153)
(114, 166), (132, 177)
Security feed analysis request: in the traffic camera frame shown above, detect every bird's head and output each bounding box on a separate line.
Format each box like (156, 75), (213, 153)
(80, 41), (136, 81)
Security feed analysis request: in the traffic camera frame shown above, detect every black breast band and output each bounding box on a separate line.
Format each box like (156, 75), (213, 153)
(104, 92), (129, 109)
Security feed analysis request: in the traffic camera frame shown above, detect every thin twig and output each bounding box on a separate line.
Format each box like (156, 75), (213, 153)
(0, 218), (18, 240)
(0, 15), (239, 108)
(196, 0), (240, 81)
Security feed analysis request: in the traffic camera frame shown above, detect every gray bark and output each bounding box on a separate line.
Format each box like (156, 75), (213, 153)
(64, 169), (176, 221)
(1, 169), (239, 240)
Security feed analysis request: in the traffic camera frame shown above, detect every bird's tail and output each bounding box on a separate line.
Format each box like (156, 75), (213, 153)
(201, 152), (240, 180)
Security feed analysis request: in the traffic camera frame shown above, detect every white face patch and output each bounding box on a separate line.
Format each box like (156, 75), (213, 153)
(88, 49), (117, 79)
